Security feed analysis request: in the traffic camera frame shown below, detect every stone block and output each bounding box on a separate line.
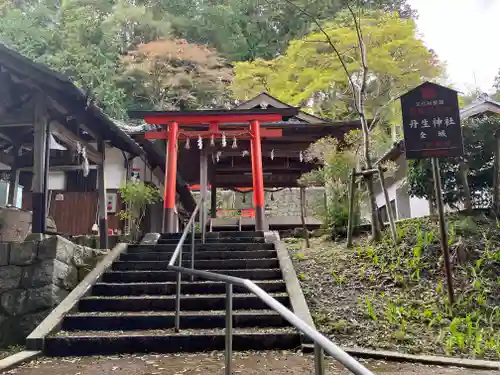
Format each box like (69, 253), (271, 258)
(1, 288), (28, 316)
(9, 241), (38, 265)
(0, 315), (20, 347)
(19, 308), (51, 338)
(21, 260), (54, 288)
(0, 243), (10, 266)
(25, 284), (68, 314)
(53, 259), (78, 290)
(72, 245), (96, 268)
(0, 265), (22, 293)
(38, 235), (75, 265)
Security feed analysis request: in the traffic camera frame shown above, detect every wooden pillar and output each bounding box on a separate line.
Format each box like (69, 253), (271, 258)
(164, 122), (179, 233)
(211, 183), (217, 218)
(250, 120), (267, 231)
(7, 145), (21, 206)
(32, 94), (48, 234)
(200, 149), (208, 240)
(300, 186), (310, 248)
(210, 163), (217, 218)
(377, 165), (398, 244)
(493, 135), (500, 216)
(97, 139), (108, 249)
(43, 121), (51, 215)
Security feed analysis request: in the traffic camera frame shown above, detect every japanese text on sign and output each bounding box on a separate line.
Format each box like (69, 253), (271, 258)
(400, 82), (463, 160)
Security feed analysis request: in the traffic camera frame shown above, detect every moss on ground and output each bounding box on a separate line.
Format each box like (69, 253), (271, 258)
(286, 213), (500, 360)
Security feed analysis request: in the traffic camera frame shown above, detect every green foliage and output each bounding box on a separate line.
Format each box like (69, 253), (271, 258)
(118, 180), (160, 242)
(232, 10), (442, 122)
(407, 116), (500, 207)
(354, 215), (500, 358)
(153, 0), (415, 62)
(0, 0), (169, 118)
(300, 133), (361, 229)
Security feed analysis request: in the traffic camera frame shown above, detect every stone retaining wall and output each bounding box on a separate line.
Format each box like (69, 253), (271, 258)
(0, 235), (105, 347)
(197, 187), (326, 218)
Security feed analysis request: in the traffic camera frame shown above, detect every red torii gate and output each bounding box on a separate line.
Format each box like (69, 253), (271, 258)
(129, 108), (298, 232)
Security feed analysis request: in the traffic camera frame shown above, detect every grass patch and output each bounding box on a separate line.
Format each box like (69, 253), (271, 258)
(286, 213), (500, 360)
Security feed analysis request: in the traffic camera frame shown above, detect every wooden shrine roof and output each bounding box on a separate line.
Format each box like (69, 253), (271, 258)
(0, 42), (144, 163)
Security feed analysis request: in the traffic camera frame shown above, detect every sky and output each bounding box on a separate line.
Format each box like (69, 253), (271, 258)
(407, 0), (500, 94)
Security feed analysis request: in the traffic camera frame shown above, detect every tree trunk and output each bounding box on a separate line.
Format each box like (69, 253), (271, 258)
(378, 165), (398, 243)
(459, 162), (473, 215)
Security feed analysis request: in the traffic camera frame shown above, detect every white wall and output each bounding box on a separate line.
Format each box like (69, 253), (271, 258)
(104, 147), (127, 189)
(410, 196), (431, 218)
(0, 146), (161, 193)
(369, 154), (432, 221)
(47, 171), (66, 190)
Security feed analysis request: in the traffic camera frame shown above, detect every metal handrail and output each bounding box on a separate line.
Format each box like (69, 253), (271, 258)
(166, 200), (374, 375)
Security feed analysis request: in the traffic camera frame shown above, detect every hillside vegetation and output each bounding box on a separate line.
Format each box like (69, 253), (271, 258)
(286, 213), (500, 360)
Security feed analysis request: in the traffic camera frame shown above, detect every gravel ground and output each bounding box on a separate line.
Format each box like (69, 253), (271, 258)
(5, 351), (499, 375)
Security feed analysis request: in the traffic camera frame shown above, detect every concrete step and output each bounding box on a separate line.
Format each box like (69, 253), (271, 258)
(92, 280), (287, 296)
(78, 293), (290, 312)
(46, 328), (300, 356)
(160, 231), (264, 240)
(158, 237), (266, 244)
(112, 259), (279, 271)
(127, 243), (274, 253)
(120, 250), (278, 262)
(62, 310), (288, 331)
(102, 269), (283, 283)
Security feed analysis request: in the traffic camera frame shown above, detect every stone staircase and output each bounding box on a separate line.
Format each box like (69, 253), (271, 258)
(45, 231), (301, 356)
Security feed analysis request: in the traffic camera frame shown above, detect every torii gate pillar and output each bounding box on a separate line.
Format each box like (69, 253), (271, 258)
(164, 122), (179, 233)
(250, 120), (268, 231)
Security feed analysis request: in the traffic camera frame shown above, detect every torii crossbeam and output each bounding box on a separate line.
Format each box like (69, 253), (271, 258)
(129, 108), (299, 232)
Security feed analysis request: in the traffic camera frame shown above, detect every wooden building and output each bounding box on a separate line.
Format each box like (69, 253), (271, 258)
(0, 43), (194, 245)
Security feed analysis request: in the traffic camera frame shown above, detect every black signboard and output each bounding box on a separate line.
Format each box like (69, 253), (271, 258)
(401, 82), (464, 160)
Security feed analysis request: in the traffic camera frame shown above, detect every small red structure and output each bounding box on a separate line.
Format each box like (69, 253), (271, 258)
(130, 108), (298, 232)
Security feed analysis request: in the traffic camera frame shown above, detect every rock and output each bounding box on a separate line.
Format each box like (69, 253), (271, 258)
(38, 235), (74, 264)
(19, 308), (51, 338)
(9, 241), (38, 265)
(72, 245), (96, 267)
(25, 285), (68, 314)
(21, 260), (54, 288)
(0, 207), (32, 242)
(0, 243), (10, 266)
(0, 266), (22, 293)
(1, 288), (28, 316)
(0, 315), (20, 347)
(311, 229), (328, 237)
(53, 259), (78, 290)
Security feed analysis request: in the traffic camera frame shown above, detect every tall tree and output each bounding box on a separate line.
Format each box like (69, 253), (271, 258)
(232, 11), (442, 123)
(148, 0), (416, 61)
(120, 39), (233, 111)
(234, 7), (441, 241)
(0, 0), (169, 118)
(493, 69), (500, 102)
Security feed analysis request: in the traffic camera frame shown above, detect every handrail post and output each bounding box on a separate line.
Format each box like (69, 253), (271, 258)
(314, 343), (325, 375)
(225, 282), (233, 375)
(175, 241), (183, 332)
(190, 218), (195, 282)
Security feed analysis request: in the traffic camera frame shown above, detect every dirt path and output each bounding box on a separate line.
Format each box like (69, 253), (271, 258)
(5, 351), (498, 375)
